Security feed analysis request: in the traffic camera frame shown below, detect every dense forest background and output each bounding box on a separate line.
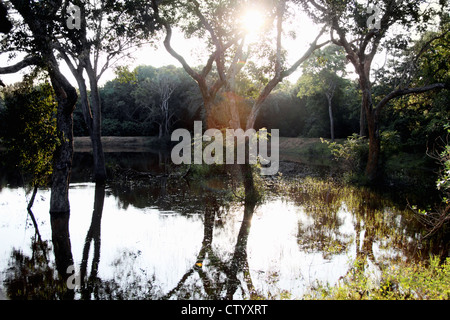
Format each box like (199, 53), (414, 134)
(71, 63), (362, 138)
(68, 46), (448, 158)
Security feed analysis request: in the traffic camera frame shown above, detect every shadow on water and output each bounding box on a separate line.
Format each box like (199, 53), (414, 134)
(1, 149), (449, 300)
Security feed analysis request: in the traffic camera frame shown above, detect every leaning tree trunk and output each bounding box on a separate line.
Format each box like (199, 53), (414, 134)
(47, 59), (77, 299)
(48, 67), (77, 214)
(245, 105), (260, 131)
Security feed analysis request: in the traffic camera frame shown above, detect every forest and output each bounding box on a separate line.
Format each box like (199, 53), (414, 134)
(0, 0), (449, 301)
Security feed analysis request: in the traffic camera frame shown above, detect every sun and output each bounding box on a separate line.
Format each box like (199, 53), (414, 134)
(240, 9), (265, 34)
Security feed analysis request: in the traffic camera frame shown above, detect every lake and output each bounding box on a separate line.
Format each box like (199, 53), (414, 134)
(0, 151), (445, 300)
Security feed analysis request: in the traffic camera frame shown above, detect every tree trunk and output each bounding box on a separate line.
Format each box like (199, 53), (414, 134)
(228, 92), (241, 130)
(80, 182), (105, 298)
(48, 67), (77, 214)
(50, 210), (74, 299)
(366, 125), (380, 182)
(359, 101), (366, 137)
(363, 89), (380, 182)
(226, 162), (257, 299)
(158, 123), (163, 139)
(326, 93), (335, 142)
(245, 106), (259, 131)
(86, 64), (107, 183)
(204, 98), (216, 129)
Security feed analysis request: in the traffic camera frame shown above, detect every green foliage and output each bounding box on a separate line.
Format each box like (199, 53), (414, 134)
(322, 134), (368, 172)
(114, 65), (138, 85)
(307, 256), (450, 300)
(378, 22), (450, 152)
(297, 45), (347, 98)
(92, 65), (201, 137)
(436, 143), (450, 192)
(0, 82), (59, 187)
(294, 45), (360, 139)
(380, 130), (401, 158)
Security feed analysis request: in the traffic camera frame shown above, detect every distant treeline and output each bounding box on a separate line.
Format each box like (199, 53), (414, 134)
(73, 64), (360, 139)
(1, 63), (446, 154)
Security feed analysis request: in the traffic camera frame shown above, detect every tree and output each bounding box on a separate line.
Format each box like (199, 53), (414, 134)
(243, 0), (329, 130)
(303, 0), (449, 181)
(99, 64), (200, 136)
(255, 83), (307, 137)
(54, 0), (161, 182)
(150, 0), (248, 129)
(297, 44), (348, 141)
(151, 0), (328, 130)
(133, 66), (180, 138)
(0, 0), (78, 215)
(380, 22), (450, 152)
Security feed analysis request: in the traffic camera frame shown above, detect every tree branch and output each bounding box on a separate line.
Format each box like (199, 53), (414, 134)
(414, 29), (450, 64)
(375, 83), (447, 116)
(274, 0), (285, 78)
(162, 22), (201, 83)
(191, 0), (227, 84)
(0, 55), (39, 75)
(281, 27), (328, 79)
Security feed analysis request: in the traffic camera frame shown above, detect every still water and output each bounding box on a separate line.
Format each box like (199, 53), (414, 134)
(0, 152), (440, 300)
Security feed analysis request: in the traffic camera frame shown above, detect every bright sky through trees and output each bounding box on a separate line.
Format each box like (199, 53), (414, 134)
(240, 9), (265, 35)
(0, 2), (325, 87)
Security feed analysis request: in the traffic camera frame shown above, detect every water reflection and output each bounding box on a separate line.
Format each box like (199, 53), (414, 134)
(50, 210), (74, 299)
(80, 182), (105, 299)
(0, 158), (448, 300)
(161, 164), (259, 300)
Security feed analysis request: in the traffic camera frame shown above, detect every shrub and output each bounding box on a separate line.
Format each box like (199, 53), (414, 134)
(322, 133), (368, 173)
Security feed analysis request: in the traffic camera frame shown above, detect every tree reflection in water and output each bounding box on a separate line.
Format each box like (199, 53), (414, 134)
(162, 164), (259, 300)
(2, 163), (449, 300)
(80, 182), (105, 299)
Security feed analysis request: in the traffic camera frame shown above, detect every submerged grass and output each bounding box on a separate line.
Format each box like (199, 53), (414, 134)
(270, 176), (450, 300)
(305, 256), (450, 300)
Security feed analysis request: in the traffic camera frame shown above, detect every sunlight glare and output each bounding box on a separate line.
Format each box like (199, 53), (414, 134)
(240, 9), (265, 35)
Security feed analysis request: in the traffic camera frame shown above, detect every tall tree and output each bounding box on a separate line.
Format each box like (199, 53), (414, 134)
(54, 0), (161, 182)
(297, 44), (348, 141)
(0, 1), (79, 284)
(0, 0), (78, 215)
(244, 0), (328, 130)
(0, 1), (12, 34)
(150, 0), (248, 129)
(132, 66), (180, 138)
(303, 0), (449, 181)
(151, 0), (328, 130)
